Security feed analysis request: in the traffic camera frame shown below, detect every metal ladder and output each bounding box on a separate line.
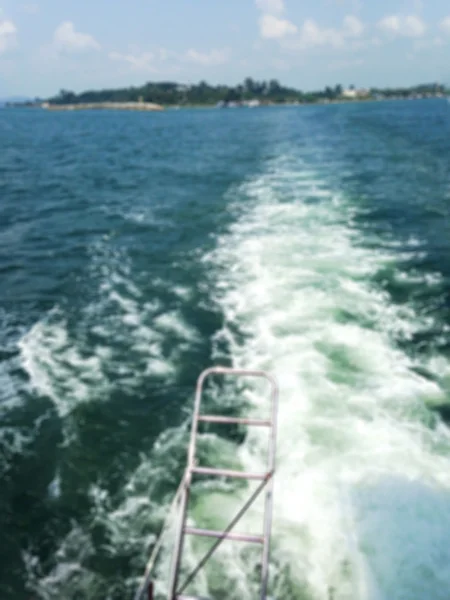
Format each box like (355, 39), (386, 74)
(167, 366), (279, 600)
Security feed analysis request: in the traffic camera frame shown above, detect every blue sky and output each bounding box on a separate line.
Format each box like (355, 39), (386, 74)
(0, 0), (450, 97)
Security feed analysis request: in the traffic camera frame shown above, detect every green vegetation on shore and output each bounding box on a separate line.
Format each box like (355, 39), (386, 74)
(8, 79), (449, 108)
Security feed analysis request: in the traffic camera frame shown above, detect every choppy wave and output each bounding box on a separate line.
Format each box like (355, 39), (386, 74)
(17, 244), (197, 421)
(17, 239), (204, 599)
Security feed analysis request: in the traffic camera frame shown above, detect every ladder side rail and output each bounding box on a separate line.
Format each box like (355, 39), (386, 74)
(134, 471), (188, 600)
(167, 476), (192, 600)
(168, 368), (211, 599)
(187, 368), (211, 468)
(260, 375), (279, 600)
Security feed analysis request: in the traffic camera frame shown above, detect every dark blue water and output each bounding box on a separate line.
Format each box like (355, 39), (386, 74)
(1, 101), (450, 600)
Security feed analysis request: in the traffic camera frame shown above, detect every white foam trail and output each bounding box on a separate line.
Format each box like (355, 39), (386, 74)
(204, 152), (450, 599)
(17, 245), (197, 418)
(18, 309), (106, 417)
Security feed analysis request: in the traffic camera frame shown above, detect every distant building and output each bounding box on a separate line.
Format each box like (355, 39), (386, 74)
(342, 89), (358, 99)
(244, 99), (261, 108)
(342, 88), (370, 100)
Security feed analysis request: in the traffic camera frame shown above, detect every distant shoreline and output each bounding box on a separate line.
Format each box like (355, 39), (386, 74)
(4, 95), (448, 112)
(41, 101), (164, 112)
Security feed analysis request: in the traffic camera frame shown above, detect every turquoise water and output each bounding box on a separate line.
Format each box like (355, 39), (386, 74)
(1, 101), (450, 599)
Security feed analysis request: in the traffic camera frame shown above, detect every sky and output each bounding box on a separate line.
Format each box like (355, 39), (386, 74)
(0, 0), (450, 97)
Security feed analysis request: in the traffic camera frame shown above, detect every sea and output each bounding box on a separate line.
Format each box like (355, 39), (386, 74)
(1, 99), (450, 600)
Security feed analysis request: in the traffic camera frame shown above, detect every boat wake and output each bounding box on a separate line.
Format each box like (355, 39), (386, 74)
(23, 147), (450, 600)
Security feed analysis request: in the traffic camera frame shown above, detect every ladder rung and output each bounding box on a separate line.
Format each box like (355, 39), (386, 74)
(192, 466), (268, 480)
(184, 527), (264, 544)
(198, 415), (271, 427)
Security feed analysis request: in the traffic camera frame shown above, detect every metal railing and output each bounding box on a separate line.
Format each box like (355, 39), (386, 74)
(166, 366), (279, 600)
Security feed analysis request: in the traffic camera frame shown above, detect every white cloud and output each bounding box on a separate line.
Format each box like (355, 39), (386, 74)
(299, 19), (343, 47)
(284, 15), (364, 50)
(259, 14), (297, 39)
(53, 21), (100, 52)
(378, 15), (426, 38)
(257, 11), (369, 53)
(440, 17), (450, 36)
(107, 47), (229, 72)
(0, 19), (17, 54)
(404, 15), (426, 36)
(343, 15), (364, 38)
(0, 20), (16, 38)
(184, 48), (230, 66)
(255, 0), (284, 15)
(109, 51), (157, 71)
(378, 15), (401, 33)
